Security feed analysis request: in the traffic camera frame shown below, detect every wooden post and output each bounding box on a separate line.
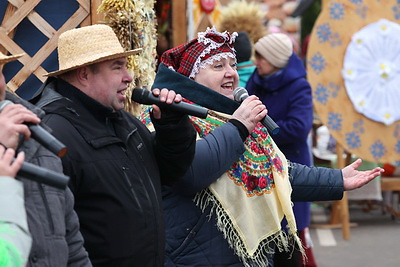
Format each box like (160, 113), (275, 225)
(311, 142), (354, 240)
(0, 3), (17, 55)
(333, 143), (351, 240)
(172, 0), (187, 46)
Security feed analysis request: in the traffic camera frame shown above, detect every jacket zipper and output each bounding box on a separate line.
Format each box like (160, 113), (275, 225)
(122, 166), (143, 211)
(135, 152), (160, 262)
(126, 125), (161, 263)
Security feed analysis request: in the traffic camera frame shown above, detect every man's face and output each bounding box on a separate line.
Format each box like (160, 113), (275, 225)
(194, 57), (239, 100)
(84, 58), (133, 111)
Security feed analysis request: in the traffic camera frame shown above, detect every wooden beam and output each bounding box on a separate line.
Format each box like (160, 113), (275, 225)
(0, 3), (17, 54)
(381, 177), (400, 191)
(5, 5), (90, 91)
(4, 0), (41, 33)
(172, 0), (187, 46)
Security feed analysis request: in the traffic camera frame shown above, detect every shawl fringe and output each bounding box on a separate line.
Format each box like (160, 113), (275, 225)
(194, 188), (305, 267)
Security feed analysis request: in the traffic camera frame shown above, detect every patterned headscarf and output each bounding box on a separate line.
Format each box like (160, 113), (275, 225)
(160, 26), (238, 79)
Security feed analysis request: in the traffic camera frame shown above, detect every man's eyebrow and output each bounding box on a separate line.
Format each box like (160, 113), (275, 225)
(112, 59), (126, 67)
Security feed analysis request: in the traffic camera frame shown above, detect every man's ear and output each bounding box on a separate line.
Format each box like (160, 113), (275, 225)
(76, 67), (90, 84)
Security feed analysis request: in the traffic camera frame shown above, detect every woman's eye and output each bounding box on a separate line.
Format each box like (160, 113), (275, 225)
(214, 64), (223, 69)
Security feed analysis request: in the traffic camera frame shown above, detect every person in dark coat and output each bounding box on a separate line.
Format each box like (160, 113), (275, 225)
(246, 32), (315, 266)
(0, 52), (91, 266)
(30, 24), (196, 267)
(146, 27), (384, 267)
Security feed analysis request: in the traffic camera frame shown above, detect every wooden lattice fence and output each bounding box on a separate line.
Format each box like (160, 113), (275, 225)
(0, 0), (103, 93)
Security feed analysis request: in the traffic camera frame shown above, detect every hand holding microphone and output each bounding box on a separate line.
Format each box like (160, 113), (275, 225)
(0, 100), (69, 189)
(0, 101), (40, 150)
(0, 100), (67, 157)
(0, 137), (69, 189)
(131, 88), (208, 119)
(233, 87), (280, 135)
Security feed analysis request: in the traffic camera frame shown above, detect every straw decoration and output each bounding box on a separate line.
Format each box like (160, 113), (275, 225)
(217, 0), (267, 44)
(98, 0), (157, 116)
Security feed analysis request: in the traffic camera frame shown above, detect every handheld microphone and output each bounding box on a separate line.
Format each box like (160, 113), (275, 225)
(233, 87), (280, 135)
(131, 88), (209, 119)
(18, 161), (70, 189)
(0, 100), (67, 157)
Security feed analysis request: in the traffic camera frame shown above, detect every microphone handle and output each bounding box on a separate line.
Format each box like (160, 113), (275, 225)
(132, 88), (208, 119)
(261, 115), (280, 135)
(28, 124), (67, 158)
(18, 161), (70, 190)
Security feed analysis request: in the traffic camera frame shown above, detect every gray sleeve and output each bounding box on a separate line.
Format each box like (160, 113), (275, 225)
(0, 178), (32, 267)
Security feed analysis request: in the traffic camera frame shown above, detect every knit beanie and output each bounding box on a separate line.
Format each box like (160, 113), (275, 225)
(160, 26), (237, 79)
(234, 32), (252, 63)
(254, 33), (293, 68)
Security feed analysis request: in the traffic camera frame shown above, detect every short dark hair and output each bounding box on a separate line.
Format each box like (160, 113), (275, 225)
(234, 32), (252, 63)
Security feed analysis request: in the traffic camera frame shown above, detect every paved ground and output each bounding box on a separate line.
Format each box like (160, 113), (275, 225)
(309, 202), (400, 267)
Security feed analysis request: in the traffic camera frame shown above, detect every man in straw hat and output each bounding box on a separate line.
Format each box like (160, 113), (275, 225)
(0, 52), (91, 266)
(31, 24), (196, 266)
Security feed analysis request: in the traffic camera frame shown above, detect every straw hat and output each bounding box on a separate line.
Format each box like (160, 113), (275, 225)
(47, 24), (142, 76)
(0, 51), (24, 65)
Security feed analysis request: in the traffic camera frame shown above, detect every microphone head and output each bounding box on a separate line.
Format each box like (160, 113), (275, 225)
(131, 88), (149, 104)
(233, 87), (248, 102)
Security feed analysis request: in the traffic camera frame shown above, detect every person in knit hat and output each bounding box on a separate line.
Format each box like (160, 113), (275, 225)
(138, 27), (384, 267)
(247, 32), (317, 267)
(254, 32), (293, 71)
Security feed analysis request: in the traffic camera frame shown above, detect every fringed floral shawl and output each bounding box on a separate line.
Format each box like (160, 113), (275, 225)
(139, 105), (303, 267)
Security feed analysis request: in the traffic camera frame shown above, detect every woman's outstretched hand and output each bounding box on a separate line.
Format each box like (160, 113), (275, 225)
(342, 158), (384, 191)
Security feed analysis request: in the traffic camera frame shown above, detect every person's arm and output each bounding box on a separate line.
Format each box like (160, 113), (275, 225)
(289, 160), (384, 201)
(171, 122), (246, 196)
(148, 88), (196, 185)
(289, 162), (344, 201)
(171, 96), (266, 196)
(151, 108), (197, 185)
(0, 148), (31, 267)
(0, 178), (31, 267)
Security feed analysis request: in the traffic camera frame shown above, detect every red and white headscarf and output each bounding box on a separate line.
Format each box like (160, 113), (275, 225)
(161, 26), (238, 79)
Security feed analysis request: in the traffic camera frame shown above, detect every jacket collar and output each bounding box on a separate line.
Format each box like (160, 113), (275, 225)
(35, 78), (126, 148)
